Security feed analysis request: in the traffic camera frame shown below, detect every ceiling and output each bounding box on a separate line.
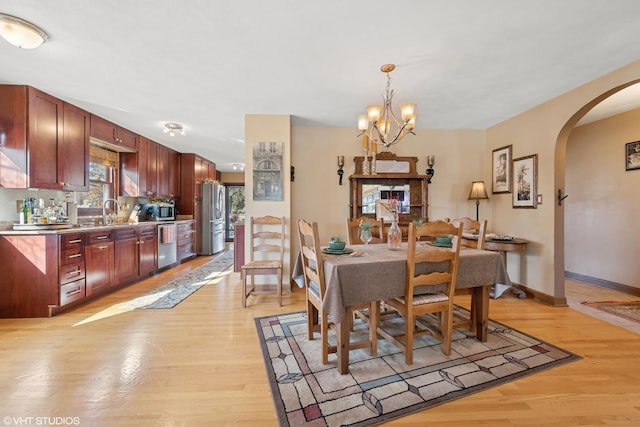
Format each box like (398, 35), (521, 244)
(1, 1), (640, 171)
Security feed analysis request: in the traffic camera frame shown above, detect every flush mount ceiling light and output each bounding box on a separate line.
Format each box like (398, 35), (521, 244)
(163, 122), (185, 136)
(357, 64), (416, 149)
(0, 13), (48, 49)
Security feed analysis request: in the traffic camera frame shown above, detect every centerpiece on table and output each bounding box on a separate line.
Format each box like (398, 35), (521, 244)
(382, 196), (402, 250)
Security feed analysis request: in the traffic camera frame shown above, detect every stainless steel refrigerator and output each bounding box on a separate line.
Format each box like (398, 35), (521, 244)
(199, 182), (226, 255)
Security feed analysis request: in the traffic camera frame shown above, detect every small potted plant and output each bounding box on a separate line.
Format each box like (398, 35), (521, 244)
(329, 236), (346, 251)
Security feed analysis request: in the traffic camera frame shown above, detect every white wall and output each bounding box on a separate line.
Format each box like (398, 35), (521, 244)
(565, 108), (640, 289)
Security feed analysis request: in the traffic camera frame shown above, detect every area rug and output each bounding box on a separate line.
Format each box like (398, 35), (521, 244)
(581, 301), (640, 323)
(255, 308), (581, 427)
(118, 251), (234, 310)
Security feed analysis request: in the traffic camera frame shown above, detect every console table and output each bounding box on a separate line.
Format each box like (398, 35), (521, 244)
(462, 236), (529, 299)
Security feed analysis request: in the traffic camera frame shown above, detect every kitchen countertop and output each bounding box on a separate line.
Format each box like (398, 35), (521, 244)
(0, 219), (194, 235)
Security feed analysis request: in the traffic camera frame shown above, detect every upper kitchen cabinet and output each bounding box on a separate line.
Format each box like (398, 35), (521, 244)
(156, 143), (180, 199)
(90, 115), (137, 150)
(0, 85), (89, 190)
(178, 153), (216, 215)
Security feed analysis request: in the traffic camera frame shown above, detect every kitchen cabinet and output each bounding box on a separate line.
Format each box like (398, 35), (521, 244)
(114, 227), (140, 286)
(138, 224), (157, 277)
(176, 220), (196, 261)
(0, 85), (89, 190)
(58, 233), (86, 306)
(156, 144), (180, 198)
(90, 114), (138, 150)
(85, 230), (115, 296)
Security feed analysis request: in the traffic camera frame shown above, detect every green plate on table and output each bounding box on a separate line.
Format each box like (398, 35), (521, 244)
(427, 242), (453, 248)
(322, 247), (354, 255)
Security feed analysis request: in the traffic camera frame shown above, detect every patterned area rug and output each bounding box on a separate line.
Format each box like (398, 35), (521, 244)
(117, 251), (234, 310)
(581, 301), (640, 323)
(255, 308), (581, 427)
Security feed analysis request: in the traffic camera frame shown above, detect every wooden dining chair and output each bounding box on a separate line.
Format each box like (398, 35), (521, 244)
(377, 221), (463, 364)
(241, 216), (285, 307)
(345, 217), (385, 244)
(297, 219), (378, 365)
(448, 217), (487, 332)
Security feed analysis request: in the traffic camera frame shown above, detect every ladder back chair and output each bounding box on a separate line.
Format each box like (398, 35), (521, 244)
(448, 217), (488, 332)
(377, 221), (463, 364)
(241, 215), (285, 307)
(297, 219), (378, 365)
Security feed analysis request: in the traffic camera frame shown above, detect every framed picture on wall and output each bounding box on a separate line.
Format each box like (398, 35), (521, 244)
(492, 145), (512, 194)
(512, 154), (537, 208)
(626, 141), (640, 171)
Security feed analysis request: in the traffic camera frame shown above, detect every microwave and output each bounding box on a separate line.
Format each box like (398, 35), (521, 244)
(137, 202), (175, 221)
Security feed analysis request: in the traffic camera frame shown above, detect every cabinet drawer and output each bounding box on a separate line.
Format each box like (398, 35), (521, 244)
(88, 230), (113, 244)
(114, 227), (137, 241)
(138, 224), (156, 237)
(60, 233), (85, 250)
(59, 260), (85, 284)
(60, 247), (84, 266)
(59, 279), (86, 306)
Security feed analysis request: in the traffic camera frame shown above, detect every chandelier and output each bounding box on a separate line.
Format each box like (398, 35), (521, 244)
(163, 122), (185, 136)
(357, 64), (416, 148)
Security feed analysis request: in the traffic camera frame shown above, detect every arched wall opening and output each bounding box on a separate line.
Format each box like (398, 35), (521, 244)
(554, 79), (640, 298)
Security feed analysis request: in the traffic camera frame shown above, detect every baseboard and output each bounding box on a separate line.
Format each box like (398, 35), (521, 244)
(565, 271), (640, 297)
(510, 283), (568, 307)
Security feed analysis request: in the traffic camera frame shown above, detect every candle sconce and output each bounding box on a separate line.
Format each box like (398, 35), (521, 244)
(425, 155), (435, 183)
(337, 156), (345, 185)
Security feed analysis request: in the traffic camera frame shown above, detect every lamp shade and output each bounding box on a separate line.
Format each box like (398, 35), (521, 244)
(0, 14), (48, 49)
(468, 181), (489, 200)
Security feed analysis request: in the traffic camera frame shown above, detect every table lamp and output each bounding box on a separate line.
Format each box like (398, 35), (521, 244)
(468, 181), (489, 221)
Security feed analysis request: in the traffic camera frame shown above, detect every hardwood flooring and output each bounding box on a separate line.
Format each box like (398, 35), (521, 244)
(0, 251), (639, 426)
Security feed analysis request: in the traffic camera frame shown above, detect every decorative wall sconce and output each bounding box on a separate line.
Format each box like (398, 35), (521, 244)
(337, 156), (345, 185)
(425, 155), (435, 183)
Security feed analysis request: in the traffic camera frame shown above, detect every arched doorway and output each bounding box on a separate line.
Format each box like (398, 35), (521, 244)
(553, 80), (640, 299)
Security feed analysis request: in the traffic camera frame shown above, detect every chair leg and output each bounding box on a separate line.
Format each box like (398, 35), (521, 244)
(369, 301), (379, 357)
(241, 269), (247, 308)
(277, 269), (282, 307)
(321, 311), (329, 365)
(307, 300), (317, 340)
(405, 313), (414, 365)
(443, 309), (452, 356)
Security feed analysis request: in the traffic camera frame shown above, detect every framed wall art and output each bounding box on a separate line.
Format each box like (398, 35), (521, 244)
(512, 154), (537, 209)
(252, 141), (283, 201)
(626, 141), (640, 171)
(492, 145), (512, 194)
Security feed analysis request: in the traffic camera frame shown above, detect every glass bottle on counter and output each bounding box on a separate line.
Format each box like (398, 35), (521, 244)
(19, 199), (28, 224)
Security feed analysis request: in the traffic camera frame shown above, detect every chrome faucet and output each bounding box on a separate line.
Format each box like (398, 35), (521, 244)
(103, 198), (121, 224)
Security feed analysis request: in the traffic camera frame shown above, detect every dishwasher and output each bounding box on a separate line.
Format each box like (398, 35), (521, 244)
(157, 223), (177, 268)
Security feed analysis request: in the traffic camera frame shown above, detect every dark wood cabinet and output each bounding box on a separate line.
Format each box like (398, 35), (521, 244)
(114, 227), (140, 286)
(90, 114), (138, 150)
(156, 144), (180, 198)
(0, 85), (28, 188)
(137, 136), (158, 197)
(85, 230), (114, 296)
(349, 153), (429, 240)
(176, 220), (195, 261)
(138, 224), (157, 277)
(61, 103), (90, 191)
(58, 233), (86, 306)
(0, 85), (89, 190)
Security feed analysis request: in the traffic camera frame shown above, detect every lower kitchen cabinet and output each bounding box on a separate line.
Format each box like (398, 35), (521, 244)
(85, 230), (115, 297)
(114, 227), (140, 286)
(177, 220), (195, 261)
(138, 224), (157, 277)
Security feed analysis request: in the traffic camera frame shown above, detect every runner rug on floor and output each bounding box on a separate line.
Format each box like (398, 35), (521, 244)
(581, 301), (640, 323)
(117, 251), (234, 310)
(255, 308), (581, 427)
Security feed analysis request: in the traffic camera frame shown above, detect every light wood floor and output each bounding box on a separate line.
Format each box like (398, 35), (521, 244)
(1, 251), (639, 426)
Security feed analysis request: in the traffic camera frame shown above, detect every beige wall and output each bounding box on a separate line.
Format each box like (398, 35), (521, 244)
(487, 59), (640, 301)
(289, 127), (486, 258)
(244, 115), (291, 285)
(565, 108), (640, 289)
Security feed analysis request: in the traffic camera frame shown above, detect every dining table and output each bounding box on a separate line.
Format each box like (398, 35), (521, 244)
(293, 242), (512, 374)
